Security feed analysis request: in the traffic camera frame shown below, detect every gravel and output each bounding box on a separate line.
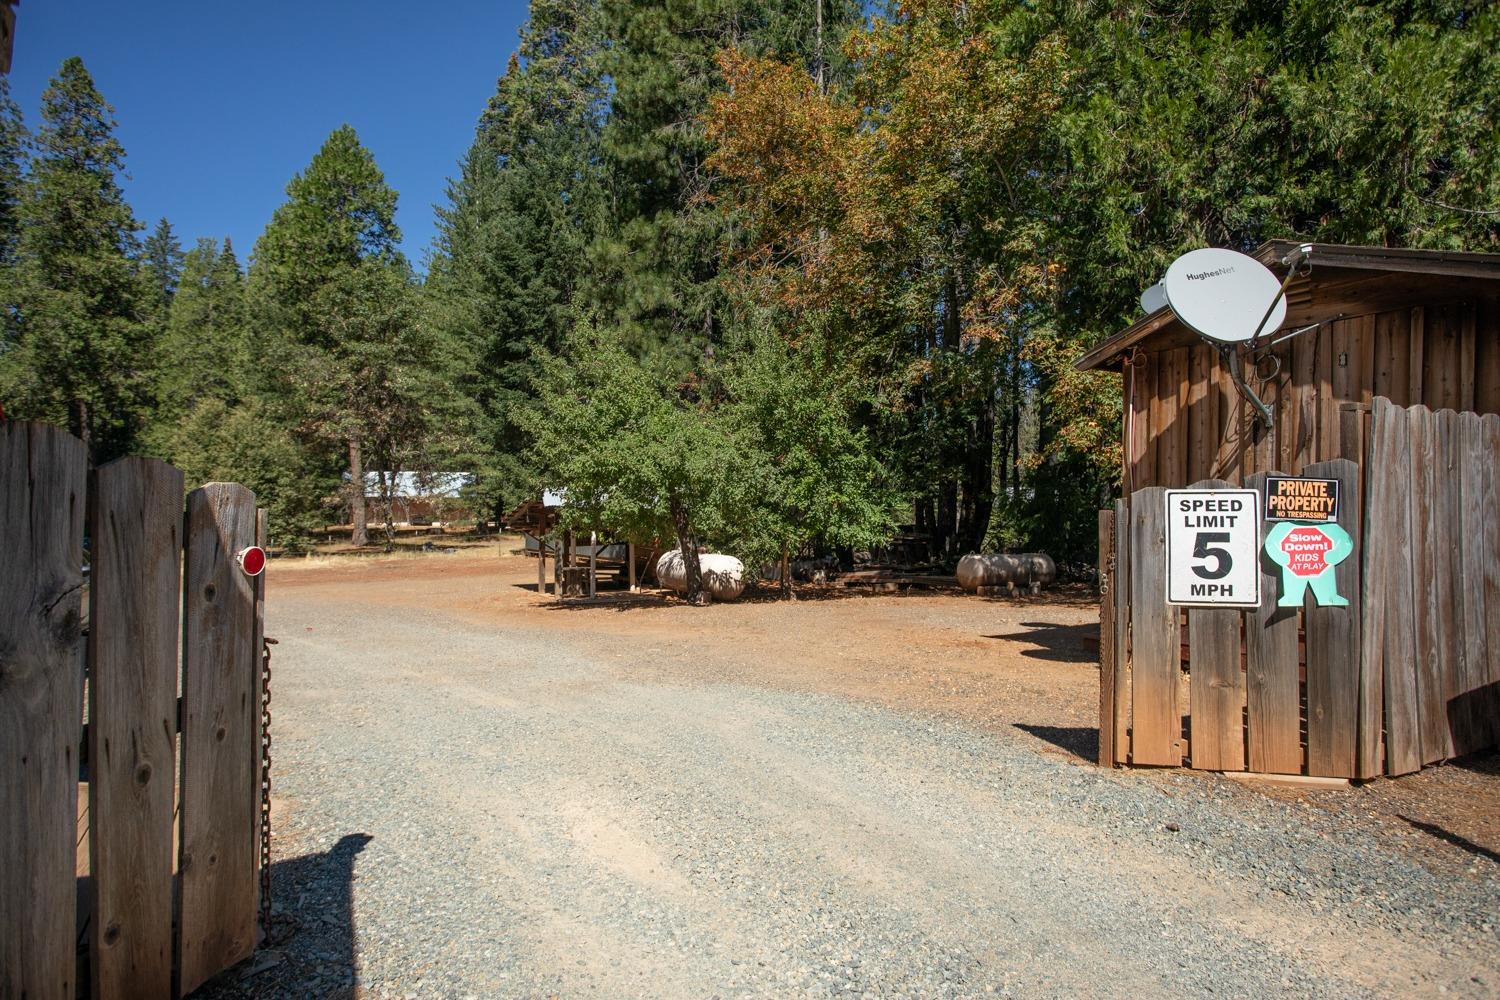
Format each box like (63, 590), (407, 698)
(194, 591), (1500, 999)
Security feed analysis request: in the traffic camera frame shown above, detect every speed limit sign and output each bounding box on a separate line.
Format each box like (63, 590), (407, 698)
(1164, 489), (1260, 607)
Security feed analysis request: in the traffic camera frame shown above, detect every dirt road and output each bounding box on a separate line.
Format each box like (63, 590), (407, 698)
(200, 546), (1499, 999)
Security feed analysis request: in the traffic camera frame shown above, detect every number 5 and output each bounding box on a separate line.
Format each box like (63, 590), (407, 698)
(1192, 532), (1232, 579)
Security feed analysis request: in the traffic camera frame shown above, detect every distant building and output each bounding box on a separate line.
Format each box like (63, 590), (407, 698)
(356, 471), (476, 525)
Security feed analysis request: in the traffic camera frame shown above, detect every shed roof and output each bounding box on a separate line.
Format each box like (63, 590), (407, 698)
(1074, 241), (1500, 372)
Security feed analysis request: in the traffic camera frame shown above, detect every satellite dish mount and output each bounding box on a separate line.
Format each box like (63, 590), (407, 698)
(1160, 245), (1314, 432)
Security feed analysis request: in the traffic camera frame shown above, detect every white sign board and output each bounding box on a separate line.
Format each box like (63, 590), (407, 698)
(1165, 489), (1260, 607)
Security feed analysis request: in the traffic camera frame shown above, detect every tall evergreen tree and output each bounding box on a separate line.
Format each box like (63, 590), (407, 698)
(252, 125), (455, 546)
(141, 216), (185, 309)
(149, 236), (246, 432)
(0, 78), (25, 267)
(0, 56), (147, 460)
(428, 0), (610, 516)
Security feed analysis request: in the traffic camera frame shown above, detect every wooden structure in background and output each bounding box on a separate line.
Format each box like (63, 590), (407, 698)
(2, 422), (266, 998)
(1076, 242), (1500, 491)
(1085, 243), (1500, 778)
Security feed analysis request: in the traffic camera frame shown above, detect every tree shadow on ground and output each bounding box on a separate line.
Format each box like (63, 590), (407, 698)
(189, 833), (371, 999)
(982, 622), (1100, 663)
(1013, 723), (1098, 762)
(1397, 815), (1500, 865)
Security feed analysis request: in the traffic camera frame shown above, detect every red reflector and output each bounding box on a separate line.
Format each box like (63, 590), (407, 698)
(238, 545), (267, 577)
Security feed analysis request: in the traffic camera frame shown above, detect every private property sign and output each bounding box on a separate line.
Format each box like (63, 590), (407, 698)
(1264, 476), (1340, 522)
(1165, 489), (1261, 607)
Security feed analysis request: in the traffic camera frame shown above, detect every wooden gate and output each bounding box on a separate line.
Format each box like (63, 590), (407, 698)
(1098, 398), (1500, 778)
(2, 421), (266, 999)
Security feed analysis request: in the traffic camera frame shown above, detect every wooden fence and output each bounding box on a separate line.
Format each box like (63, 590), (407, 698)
(1098, 398), (1500, 777)
(2, 421), (266, 999)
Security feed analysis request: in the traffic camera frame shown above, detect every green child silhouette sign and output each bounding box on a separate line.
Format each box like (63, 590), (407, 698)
(1264, 521), (1353, 607)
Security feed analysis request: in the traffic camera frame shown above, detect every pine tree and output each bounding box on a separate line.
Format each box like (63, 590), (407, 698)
(0, 78), (25, 267)
(428, 0), (610, 518)
(0, 56), (147, 460)
(252, 125), (452, 546)
(148, 236), (246, 433)
(141, 216), (185, 309)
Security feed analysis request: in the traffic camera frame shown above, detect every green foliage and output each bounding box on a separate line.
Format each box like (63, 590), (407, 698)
(427, 0), (609, 517)
(164, 396), (337, 547)
(716, 327), (896, 570)
(0, 57), (148, 461)
(526, 326), (739, 552)
(146, 237), (248, 440)
(141, 216), (184, 311)
(0, 78), (25, 267)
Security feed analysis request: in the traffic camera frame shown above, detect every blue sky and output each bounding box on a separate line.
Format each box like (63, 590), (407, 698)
(7, 0), (531, 271)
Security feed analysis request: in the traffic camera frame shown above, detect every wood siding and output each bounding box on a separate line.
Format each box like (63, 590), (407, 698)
(1123, 299), (1500, 489)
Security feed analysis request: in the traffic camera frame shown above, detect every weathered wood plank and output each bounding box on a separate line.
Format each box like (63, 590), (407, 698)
(1456, 416), (1489, 754)
(1186, 347), (1215, 483)
(1370, 400), (1421, 775)
(1409, 307), (1426, 407)
(1185, 482), (1245, 771)
(1158, 349), (1189, 488)
(1126, 354), (1153, 492)
(1315, 321), (1338, 462)
(1373, 310), (1409, 406)
(1, 422), (86, 1000)
(1245, 472), (1302, 775)
(87, 458), (184, 1000)
(1476, 298), (1500, 414)
(1098, 510), (1116, 768)
(1211, 355), (1243, 482)
(1458, 303), (1477, 412)
(178, 483), (261, 996)
(1128, 487), (1181, 765)
(1407, 405), (1450, 763)
(1113, 499), (1132, 763)
(1482, 414), (1500, 750)
(1434, 410), (1466, 757)
(1302, 458), (1361, 778)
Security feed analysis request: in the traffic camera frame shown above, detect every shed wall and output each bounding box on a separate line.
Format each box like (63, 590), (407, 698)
(1123, 297), (1500, 490)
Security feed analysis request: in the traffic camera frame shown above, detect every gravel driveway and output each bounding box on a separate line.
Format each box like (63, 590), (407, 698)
(197, 566), (1499, 999)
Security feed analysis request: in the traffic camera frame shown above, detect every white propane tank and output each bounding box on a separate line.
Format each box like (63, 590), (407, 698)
(655, 550), (746, 600)
(956, 552), (1057, 592)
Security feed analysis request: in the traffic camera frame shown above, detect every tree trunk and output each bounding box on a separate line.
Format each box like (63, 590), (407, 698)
(378, 468), (395, 551)
(349, 437), (368, 547)
(780, 544), (794, 600)
(669, 494), (708, 605)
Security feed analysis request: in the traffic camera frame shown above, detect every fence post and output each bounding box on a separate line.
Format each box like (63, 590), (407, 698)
(87, 457), (184, 998)
(1245, 472), (1302, 775)
(1, 422), (86, 1000)
(178, 483), (260, 996)
(1097, 509), (1116, 767)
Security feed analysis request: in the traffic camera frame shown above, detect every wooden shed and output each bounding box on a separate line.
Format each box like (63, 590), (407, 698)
(1076, 241), (1500, 492)
(1080, 242), (1500, 781)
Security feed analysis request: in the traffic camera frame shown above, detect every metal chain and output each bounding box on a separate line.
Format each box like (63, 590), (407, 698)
(259, 636), (278, 944)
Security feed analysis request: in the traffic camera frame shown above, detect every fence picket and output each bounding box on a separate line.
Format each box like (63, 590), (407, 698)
(1369, 401), (1420, 774)
(1301, 459), (1361, 778)
(87, 458), (184, 999)
(1408, 405), (1450, 762)
(1456, 415), (1489, 754)
(1484, 415), (1500, 750)
(1245, 472), (1302, 774)
(1127, 487), (1180, 765)
(1184, 479), (1245, 771)
(1113, 499), (1131, 764)
(1097, 510), (1116, 768)
(178, 483), (261, 996)
(1, 422), (86, 1000)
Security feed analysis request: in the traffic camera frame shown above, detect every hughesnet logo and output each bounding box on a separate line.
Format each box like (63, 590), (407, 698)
(1186, 266), (1235, 281)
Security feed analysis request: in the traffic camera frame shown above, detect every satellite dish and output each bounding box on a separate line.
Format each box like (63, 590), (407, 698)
(1163, 247), (1287, 345)
(1139, 281), (1167, 315)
